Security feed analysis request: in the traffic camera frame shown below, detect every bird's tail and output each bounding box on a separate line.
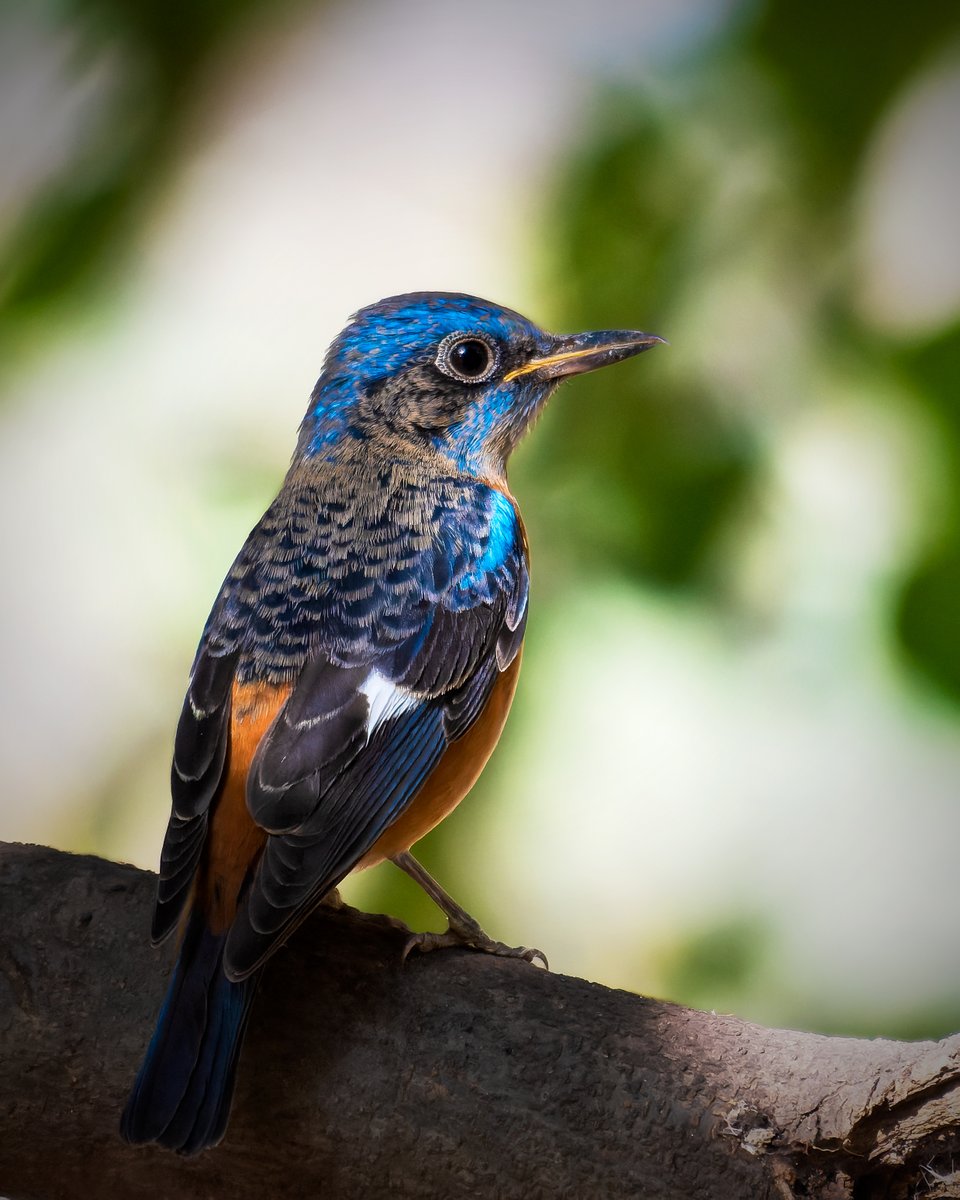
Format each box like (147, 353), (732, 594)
(120, 907), (258, 1155)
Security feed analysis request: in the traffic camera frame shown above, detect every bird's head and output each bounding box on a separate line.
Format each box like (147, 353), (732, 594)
(298, 292), (663, 479)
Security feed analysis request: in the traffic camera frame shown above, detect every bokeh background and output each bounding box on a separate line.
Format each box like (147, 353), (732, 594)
(3, 0), (959, 1040)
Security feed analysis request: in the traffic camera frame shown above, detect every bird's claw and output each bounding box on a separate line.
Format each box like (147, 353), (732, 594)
(401, 925), (548, 970)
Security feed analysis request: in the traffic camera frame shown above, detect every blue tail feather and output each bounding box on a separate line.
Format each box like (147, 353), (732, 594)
(121, 908), (258, 1155)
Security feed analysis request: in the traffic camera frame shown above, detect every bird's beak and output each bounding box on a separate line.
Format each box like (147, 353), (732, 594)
(503, 329), (666, 383)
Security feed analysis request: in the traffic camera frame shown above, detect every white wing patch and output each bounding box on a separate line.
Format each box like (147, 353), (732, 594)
(359, 670), (418, 743)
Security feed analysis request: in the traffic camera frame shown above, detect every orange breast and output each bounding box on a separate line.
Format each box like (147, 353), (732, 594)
(202, 679), (290, 932)
(355, 651), (522, 869)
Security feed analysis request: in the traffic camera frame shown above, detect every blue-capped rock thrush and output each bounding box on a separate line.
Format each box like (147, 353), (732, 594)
(120, 292), (662, 1154)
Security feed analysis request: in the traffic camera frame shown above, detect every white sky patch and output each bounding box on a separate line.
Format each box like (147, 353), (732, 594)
(856, 47), (960, 334)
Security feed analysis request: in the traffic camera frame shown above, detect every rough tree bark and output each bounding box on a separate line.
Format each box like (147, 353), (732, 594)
(1, 843), (958, 1200)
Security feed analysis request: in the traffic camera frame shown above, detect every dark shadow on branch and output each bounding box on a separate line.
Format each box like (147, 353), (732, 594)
(1, 843), (958, 1199)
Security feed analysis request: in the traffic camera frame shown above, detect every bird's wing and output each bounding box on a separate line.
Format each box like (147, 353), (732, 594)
(223, 500), (528, 980)
(153, 476), (528, 974)
(152, 639), (238, 943)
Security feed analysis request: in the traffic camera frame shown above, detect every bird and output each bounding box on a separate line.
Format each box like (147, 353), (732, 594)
(119, 291), (662, 1155)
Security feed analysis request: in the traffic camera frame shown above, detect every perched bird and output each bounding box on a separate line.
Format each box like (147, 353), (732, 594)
(120, 292), (662, 1154)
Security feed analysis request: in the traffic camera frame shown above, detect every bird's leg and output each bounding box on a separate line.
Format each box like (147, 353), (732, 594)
(390, 851), (547, 968)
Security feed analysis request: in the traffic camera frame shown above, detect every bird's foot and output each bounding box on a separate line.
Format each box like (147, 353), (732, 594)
(401, 912), (548, 969)
(390, 850), (548, 968)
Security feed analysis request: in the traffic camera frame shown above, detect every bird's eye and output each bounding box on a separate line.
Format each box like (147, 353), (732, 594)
(436, 333), (498, 384)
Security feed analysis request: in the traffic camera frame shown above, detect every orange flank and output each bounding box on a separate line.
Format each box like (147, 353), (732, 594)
(203, 679), (291, 932)
(357, 650), (522, 869)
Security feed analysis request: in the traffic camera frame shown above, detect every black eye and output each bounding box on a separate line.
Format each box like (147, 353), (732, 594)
(436, 333), (498, 384)
(449, 339), (490, 377)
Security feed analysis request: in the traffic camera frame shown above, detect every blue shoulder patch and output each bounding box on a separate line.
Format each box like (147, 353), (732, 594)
(455, 488), (517, 597)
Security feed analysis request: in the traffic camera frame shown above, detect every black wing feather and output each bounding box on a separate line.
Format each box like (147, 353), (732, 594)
(246, 659), (370, 833)
(154, 647), (238, 942)
(152, 812), (210, 943)
(170, 649), (237, 817)
(226, 700), (448, 978)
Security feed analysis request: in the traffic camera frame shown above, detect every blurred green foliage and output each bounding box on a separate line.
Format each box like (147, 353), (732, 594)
(4, 0), (959, 1033)
(510, 0), (960, 1029)
(0, 0), (310, 346)
(656, 916), (771, 1017)
(896, 328), (960, 699)
(519, 0), (960, 706)
(519, 91), (760, 590)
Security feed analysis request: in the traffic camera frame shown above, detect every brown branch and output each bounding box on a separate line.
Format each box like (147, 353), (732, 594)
(1, 842), (958, 1199)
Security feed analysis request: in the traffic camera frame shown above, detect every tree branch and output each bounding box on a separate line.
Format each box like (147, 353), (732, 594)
(1, 843), (958, 1199)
